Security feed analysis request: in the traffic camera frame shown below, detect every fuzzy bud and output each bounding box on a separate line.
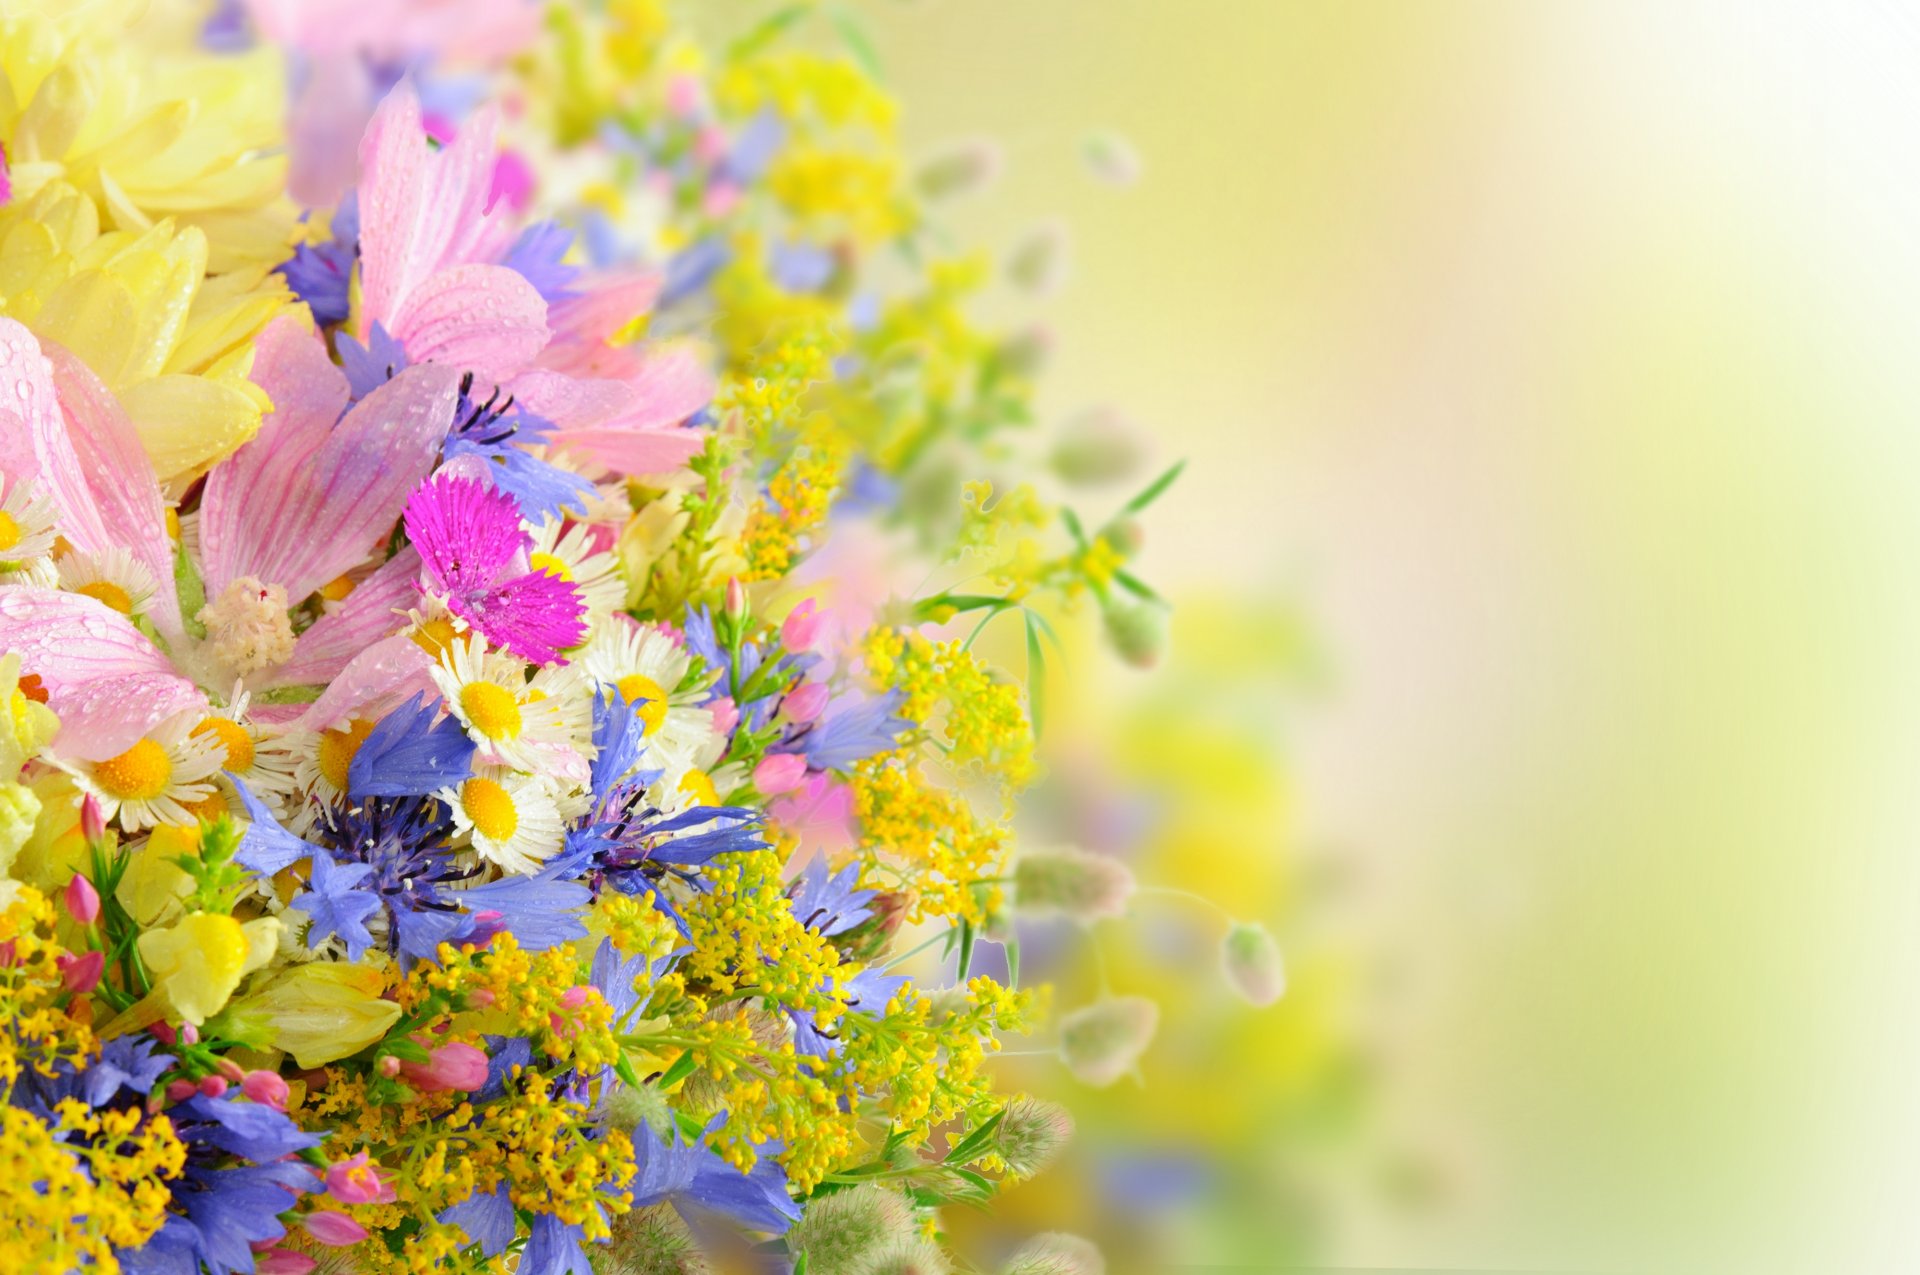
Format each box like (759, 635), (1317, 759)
(79, 793), (107, 844)
(1008, 219), (1070, 296)
(303, 1210), (368, 1247)
(1221, 922), (1286, 1007)
(64, 872), (100, 926)
(1002, 1233), (1106, 1275)
(603, 1202), (708, 1274)
(242, 1069), (290, 1109)
(1048, 408), (1147, 488)
(994, 324), (1054, 380)
(1101, 600), (1168, 670)
(781, 599), (823, 652)
(1057, 996), (1159, 1087)
(781, 680), (831, 725)
(57, 950), (104, 994)
(994, 1097), (1075, 1178)
(1081, 130), (1144, 186)
(753, 752), (808, 796)
(914, 138), (1002, 201)
(852, 1236), (951, 1275)
(788, 1184), (917, 1274)
(1012, 847), (1135, 925)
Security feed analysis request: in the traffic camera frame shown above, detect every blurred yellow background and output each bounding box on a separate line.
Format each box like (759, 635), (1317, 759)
(845, 2), (1920, 1270)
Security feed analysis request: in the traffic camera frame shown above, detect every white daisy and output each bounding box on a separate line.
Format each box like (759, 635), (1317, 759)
(431, 635), (572, 771)
(192, 687), (299, 810)
(0, 476), (58, 568)
(64, 710), (223, 832)
(580, 622), (721, 783)
(440, 767), (565, 876)
(527, 516), (628, 628)
(57, 546), (157, 620)
(277, 716), (381, 831)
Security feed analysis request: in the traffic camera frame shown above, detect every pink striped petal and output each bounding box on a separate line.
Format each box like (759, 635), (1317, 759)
(357, 82), (515, 341)
(515, 348), (712, 479)
(544, 270), (662, 352)
(258, 548), (421, 690)
(204, 362), (461, 606)
(38, 343), (179, 642)
(0, 587), (205, 760)
(389, 263), (549, 379)
(0, 318), (55, 484)
(199, 315), (351, 599)
(289, 633), (434, 735)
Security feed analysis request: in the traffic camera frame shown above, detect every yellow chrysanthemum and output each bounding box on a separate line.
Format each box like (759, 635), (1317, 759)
(0, 1), (298, 482)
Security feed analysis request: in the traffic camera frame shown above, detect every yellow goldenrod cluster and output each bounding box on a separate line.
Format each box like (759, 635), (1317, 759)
(407, 935), (621, 1073)
(849, 751), (1009, 924)
(715, 50), (897, 138)
(490, 1071), (637, 1235)
(679, 850), (845, 1007)
(0, 886), (94, 1090)
(0, 1100), (185, 1270)
(841, 978), (1036, 1144)
(864, 628), (1035, 786)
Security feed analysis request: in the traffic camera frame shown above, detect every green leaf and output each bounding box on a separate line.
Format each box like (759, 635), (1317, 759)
(1005, 939), (1021, 989)
(1024, 610), (1047, 740)
(956, 917), (977, 980)
(728, 4), (813, 61)
(1122, 459), (1187, 515)
(947, 1165), (998, 1203)
(830, 7), (883, 79)
(614, 1052), (645, 1090)
(658, 1050), (700, 1089)
(942, 1107), (1007, 1164)
(793, 1252), (810, 1275)
(1112, 568), (1163, 603)
(174, 542), (207, 641)
(1061, 508), (1088, 547)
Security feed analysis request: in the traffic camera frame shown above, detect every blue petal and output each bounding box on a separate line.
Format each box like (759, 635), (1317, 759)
(803, 692), (909, 772)
(521, 1213), (596, 1275)
(177, 1094), (322, 1161)
(440, 1181), (517, 1257)
(229, 776), (316, 876)
(349, 693), (475, 798)
(459, 871), (591, 950)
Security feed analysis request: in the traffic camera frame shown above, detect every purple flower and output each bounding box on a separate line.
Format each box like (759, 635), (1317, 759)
(402, 472), (587, 664)
(802, 691), (909, 772)
(787, 858), (877, 937)
(290, 848), (381, 961)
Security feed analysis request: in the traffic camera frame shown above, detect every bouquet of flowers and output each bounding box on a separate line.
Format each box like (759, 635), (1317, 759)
(0, 4), (1264, 1272)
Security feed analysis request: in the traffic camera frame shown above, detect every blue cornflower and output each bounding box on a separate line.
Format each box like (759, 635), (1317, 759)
(802, 691), (910, 772)
(441, 379), (594, 521)
(290, 848), (380, 961)
(624, 1116), (800, 1233)
(346, 692), (475, 799)
(336, 321), (410, 400)
(276, 193), (358, 327)
(787, 858), (877, 937)
(718, 109), (786, 187)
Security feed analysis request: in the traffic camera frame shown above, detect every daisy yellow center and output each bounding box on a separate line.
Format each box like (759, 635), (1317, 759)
(461, 778), (519, 842)
(0, 511), (20, 552)
(77, 581), (134, 615)
(181, 789), (230, 822)
(529, 552), (573, 581)
(94, 739), (172, 802)
(165, 508), (181, 540)
(615, 674), (669, 736)
(191, 717), (254, 771)
(317, 718), (377, 792)
(460, 682), (522, 740)
(411, 615), (461, 659)
(678, 770), (721, 806)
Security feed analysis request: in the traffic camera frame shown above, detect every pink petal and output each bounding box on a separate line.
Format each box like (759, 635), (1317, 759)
(285, 53), (376, 208)
(287, 633), (434, 735)
(516, 347), (713, 479)
(257, 548), (421, 690)
(357, 82), (515, 341)
(204, 361), (461, 606)
(389, 263), (549, 379)
(38, 343), (179, 642)
(0, 318), (55, 485)
(0, 587), (205, 760)
(544, 270), (662, 350)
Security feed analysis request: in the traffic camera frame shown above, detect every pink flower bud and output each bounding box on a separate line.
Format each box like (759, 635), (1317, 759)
(243, 1069), (290, 1110)
(398, 1041), (489, 1093)
(780, 600), (822, 652)
(780, 680), (830, 725)
(708, 697), (740, 735)
(467, 989), (496, 1009)
(325, 1152), (397, 1205)
(255, 1249), (317, 1275)
(665, 73), (703, 119)
(79, 794), (106, 844)
(150, 1022), (177, 1046)
(560, 986), (594, 1011)
(376, 1055), (402, 1078)
(57, 950), (103, 994)
(198, 1075), (228, 1098)
(702, 181), (741, 219)
(180, 1022), (200, 1046)
(753, 752), (808, 796)
(165, 1079), (197, 1102)
(217, 1058), (246, 1082)
(725, 576), (746, 620)
(304, 1210), (368, 1247)
(64, 873), (100, 926)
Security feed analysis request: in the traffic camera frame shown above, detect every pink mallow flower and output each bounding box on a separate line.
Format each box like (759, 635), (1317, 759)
(326, 1151), (397, 1205)
(753, 752), (808, 796)
(397, 1040), (489, 1093)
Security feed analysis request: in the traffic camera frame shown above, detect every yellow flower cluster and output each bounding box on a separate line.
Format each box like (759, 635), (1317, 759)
(770, 146), (907, 242)
(841, 978), (1036, 1146)
(0, 886), (93, 1090)
(490, 1071), (636, 1236)
(849, 750), (1007, 925)
(0, 1100), (185, 1270)
(715, 50), (897, 138)
(407, 934), (621, 1073)
(678, 850), (845, 1008)
(863, 629), (1035, 786)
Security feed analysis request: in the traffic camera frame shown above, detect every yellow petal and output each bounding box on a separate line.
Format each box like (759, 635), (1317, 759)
(242, 962), (402, 1069)
(136, 910), (248, 1024)
(120, 372), (262, 481)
